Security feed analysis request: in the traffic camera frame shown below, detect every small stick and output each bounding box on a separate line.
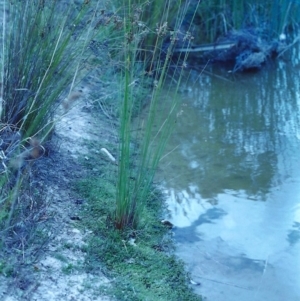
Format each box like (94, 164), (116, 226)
(101, 148), (116, 164)
(197, 276), (252, 290)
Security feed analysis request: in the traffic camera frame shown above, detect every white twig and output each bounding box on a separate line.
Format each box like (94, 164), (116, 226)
(101, 148), (116, 163)
(198, 276), (251, 290)
(278, 34), (300, 58)
(159, 145), (179, 162)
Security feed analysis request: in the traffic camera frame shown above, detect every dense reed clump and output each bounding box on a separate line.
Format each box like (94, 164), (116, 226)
(0, 1), (93, 140)
(114, 0), (200, 230)
(0, 0), (102, 273)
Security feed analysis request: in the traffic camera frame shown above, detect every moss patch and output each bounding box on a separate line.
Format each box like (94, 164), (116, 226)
(74, 173), (201, 301)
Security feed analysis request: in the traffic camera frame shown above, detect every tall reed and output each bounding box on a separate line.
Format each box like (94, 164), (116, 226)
(114, 0), (199, 229)
(114, 0), (182, 52)
(0, 0), (100, 269)
(0, 1), (101, 141)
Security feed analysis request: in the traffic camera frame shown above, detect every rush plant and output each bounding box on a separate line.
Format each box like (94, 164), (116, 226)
(0, 0), (101, 268)
(114, 0), (200, 229)
(0, 0), (95, 140)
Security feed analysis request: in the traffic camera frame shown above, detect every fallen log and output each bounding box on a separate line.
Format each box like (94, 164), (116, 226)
(174, 42), (236, 53)
(173, 29), (292, 72)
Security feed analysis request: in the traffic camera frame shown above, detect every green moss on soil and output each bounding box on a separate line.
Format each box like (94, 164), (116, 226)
(74, 172), (202, 301)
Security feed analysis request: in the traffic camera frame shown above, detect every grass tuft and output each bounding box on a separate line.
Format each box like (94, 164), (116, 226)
(114, 0), (199, 230)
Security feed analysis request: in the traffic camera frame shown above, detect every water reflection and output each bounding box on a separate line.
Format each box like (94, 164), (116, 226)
(160, 59), (300, 199)
(158, 49), (300, 300)
(287, 222), (300, 245)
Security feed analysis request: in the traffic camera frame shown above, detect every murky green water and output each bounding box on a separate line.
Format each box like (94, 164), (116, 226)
(158, 47), (300, 300)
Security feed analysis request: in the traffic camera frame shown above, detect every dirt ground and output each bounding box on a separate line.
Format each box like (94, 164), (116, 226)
(0, 78), (117, 300)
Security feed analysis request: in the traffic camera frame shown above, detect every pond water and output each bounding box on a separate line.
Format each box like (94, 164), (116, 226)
(158, 48), (300, 301)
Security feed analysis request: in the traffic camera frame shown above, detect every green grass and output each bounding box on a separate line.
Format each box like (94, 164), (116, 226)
(74, 172), (201, 301)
